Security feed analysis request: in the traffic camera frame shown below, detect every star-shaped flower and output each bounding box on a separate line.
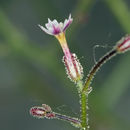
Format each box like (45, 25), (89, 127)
(38, 14), (73, 35)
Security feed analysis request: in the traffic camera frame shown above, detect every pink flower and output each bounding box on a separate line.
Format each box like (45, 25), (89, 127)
(38, 14), (73, 35)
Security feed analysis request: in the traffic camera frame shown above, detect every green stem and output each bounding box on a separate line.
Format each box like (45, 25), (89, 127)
(77, 80), (88, 129)
(77, 80), (84, 93)
(77, 81), (88, 129)
(80, 92), (88, 130)
(80, 49), (117, 129)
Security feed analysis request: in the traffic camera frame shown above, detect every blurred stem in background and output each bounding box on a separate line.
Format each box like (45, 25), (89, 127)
(0, 43), (11, 57)
(104, 0), (130, 33)
(69, 0), (95, 37)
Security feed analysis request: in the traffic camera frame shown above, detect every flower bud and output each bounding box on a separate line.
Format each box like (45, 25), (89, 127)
(63, 53), (83, 83)
(116, 35), (130, 53)
(30, 104), (55, 119)
(30, 107), (46, 118)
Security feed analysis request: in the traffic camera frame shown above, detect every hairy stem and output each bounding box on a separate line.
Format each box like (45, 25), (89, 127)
(80, 49), (117, 129)
(83, 49), (117, 93)
(80, 92), (88, 130)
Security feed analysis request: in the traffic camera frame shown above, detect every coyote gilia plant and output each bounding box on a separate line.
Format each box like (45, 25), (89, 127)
(30, 14), (130, 130)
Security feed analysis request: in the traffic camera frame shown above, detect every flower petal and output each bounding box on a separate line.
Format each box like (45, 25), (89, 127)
(45, 23), (53, 30)
(69, 14), (72, 19)
(52, 19), (59, 27)
(63, 14), (73, 31)
(48, 18), (52, 23)
(38, 24), (53, 35)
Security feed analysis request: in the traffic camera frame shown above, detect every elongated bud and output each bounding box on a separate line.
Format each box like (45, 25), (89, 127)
(116, 35), (130, 53)
(30, 104), (55, 119)
(30, 104), (81, 128)
(63, 53), (83, 83)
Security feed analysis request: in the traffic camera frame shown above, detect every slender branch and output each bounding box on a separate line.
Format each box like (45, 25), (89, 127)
(83, 49), (117, 93)
(55, 113), (81, 126)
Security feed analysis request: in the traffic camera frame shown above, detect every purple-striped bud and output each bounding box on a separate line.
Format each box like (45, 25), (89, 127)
(63, 53), (83, 83)
(30, 104), (55, 119)
(30, 107), (46, 118)
(116, 35), (130, 52)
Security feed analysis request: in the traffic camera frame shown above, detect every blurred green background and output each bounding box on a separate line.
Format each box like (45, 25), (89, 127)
(0, 0), (130, 130)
